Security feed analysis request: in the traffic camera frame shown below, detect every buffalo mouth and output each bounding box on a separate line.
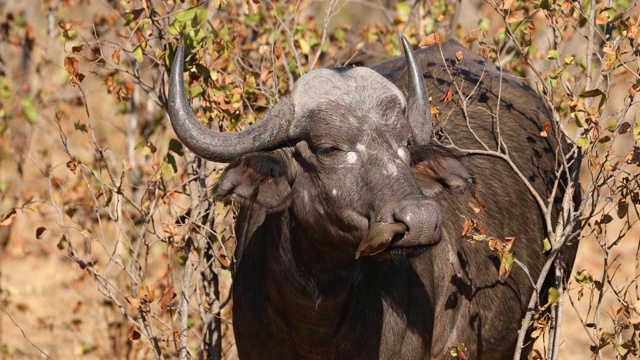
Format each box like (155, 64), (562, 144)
(355, 222), (433, 259)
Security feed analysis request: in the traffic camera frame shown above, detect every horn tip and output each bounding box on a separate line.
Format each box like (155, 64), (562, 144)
(400, 36), (412, 53)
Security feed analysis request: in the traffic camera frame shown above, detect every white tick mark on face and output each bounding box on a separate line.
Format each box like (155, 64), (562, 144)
(346, 152), (358, 164)
(332, 189), (338, 197)
(356, 143), (366, 152)
(398, 147), (409, 163)
(385, 162), (398, 177)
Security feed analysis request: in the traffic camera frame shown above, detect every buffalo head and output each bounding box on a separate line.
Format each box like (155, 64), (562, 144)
(168, 38), (473, 262)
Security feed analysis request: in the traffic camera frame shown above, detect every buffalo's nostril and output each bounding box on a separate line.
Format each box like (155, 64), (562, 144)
(374, 197), (442, 247)
(393, 205), (418, 231)
(392, 199), (441, 246)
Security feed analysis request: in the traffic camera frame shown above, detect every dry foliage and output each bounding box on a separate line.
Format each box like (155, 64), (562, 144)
(0, 0), (638, 359)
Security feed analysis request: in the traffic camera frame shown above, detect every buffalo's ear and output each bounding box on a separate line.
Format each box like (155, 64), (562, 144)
(409, 145), (475, 198)
(213, 153), (291, 212)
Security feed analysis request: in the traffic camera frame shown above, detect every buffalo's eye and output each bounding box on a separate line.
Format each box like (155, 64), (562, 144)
(315, 145), (341, 156)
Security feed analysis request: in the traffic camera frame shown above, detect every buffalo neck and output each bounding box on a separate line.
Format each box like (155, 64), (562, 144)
(232, 207), (434, 358)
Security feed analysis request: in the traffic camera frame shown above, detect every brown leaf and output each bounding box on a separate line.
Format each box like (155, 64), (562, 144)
(468, 201), (485, 214)
(439, 89), (454, 103)
(162, 224), (179, 235)
(0, 209), (17, 227)
(625, 148), (640, 165)
(112, 49), (121, 65)
(137, 284), (155, 302)
(455, 50), (463, 63)
(461, 218), (477, 237)
(507, 11), (525, 23)
(158, 287), (176, 311)
(603, 44), (616, 55)
(617, 199), (628, 219)
(530, 327), (542, 339)
(499, 0), (513, 10)
(540, 122), (551, 137)
(618, 121), (631, 135)
(219, 253), (230, 269)
(66, 157), (79, 173)
(25, 22), (35, 51)
(64, 56), (79, 76)
(128, 323), (141, 342)
(72, 301), (83, 314)
(128, 297), (141, 309)
(488, 239), (500, 252)
(419, 32), (444, 47)
(595, 11), (609, 25)
(627, 23), (638, 39)
(64, 56), (84, 84)
(503, 236), (515, 250)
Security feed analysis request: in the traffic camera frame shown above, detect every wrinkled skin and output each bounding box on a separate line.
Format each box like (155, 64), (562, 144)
(171, 40), (578, 359)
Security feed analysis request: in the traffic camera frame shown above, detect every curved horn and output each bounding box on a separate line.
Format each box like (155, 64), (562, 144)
(168, 43), (295, 163)
(401, 37), (431, 145)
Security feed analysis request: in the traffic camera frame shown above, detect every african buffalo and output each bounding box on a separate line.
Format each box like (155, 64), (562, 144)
(168, 37), (575, 359)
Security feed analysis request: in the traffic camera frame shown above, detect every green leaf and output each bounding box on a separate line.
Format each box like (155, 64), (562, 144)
(598, 135), (611, 143)
(133, 45), (144, 62)
(57, 234), (68, 250)
(159, 162), (175, 179)
(194, 9), (208, 27)
(173, 8), (198, 23)
(21, 97), (37, 124)
(575, 270), (594, 288)
(547, 49), (559, 60)
(576, 136), (589, 148)
(396, 2), (411, 23)
(166, 153), (178, 174)
(542, 237), (551, 252)
(548, 287), (559, 306)
(190, 85), (203, 98)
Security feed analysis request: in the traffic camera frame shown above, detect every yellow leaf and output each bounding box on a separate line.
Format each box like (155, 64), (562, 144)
(298, 38), (310, 55)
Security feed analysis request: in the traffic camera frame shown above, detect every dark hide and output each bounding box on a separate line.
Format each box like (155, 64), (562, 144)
(211, 40), (576, 359)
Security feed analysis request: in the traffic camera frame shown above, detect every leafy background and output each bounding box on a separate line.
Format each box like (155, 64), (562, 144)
(0, 0), (638, 359)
